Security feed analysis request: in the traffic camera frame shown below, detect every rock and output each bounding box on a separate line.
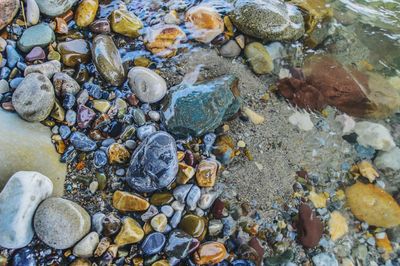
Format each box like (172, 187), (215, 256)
(75, 0), (98, 27)
(128, 67), (167, 103)
(114, 217), (144, 246)
(230, 0), (305, 42)
(53, 72), (81, 96)
(17, 23), (55, 53)
(25, 47), (46, 61)
(193, 242), (227, 265)
(26, 0), (40, 25)
(70, 258), (91, 266)
(102, 213), (121, 236)
(164, 230), (193, 259)
(12, 73), (55, 122)
(354, 122), (395, 151)
(312, 253), (338, 266)
(186, 185), (201, 210)
(335, 114), (355, 134)
(288, 111), (314, 131)
(196, 159), (219, 187)
(244, 42), (274, 74)
(150, 192), (174, 206)
(90, 19), (110, 33)
(173, 184), (192, 203)
(208, 219), (223, 236)
(161, 205), (174, 217)
(179, 214), (205, 237)
(144, 24), (186, 57)
(34, 197), (91, 249)
(11, 248), (36, 266)
(110, 8), (143, 38)
(77, 105), (96, 129)
(36, 0), (78, 17)
(6, 45), (21, 68)
(0, 171), (52, 249)
(108, 143), (130, 164)
(297, 203), (323, 248)
(150, 214), (168, 232)
(161, 75), (241, 137)
(242, 107), (265, 125)
(92, 34), (126, 86)
(24, 60), (61, 79)
(0, 0), (19, 31)
(136, 125), (157, 141)
(141, 232), (166, 256)
(112, 190), (150, 212)
(291, 0), (333, 35)
(126, 131), (178, 193)
(308, 191), (327, 208)
(73, 232), (99, 258)
(219, 40), (241, 58)
(58, 39), (91, 67)
(328, 211), (348, 241)
(0, 79), (10, 93)
(345, 182), (400, 228)
(374, 147), (400, 171)
(185, 5), (224, 43)
(70, 131), (97, 151)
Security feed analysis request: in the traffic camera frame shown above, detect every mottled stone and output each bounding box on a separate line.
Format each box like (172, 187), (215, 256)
(297, 203), (323, 248)
(0, 0), (19, 30)
(112, 190), (150, 212)
(70, 131), (97, 152)
(77, 104), (96, 129)
(75, 0), (98, 27)
(24, 60), (61, 79)
(108, 143), (130, 164)
(110, 8), (143, 38)
(36, 0), (78, 17)
(144, 24), (186, 57)
(90, 19), (111, 33)
(193, 242), (227, 265)
(151, 214), (168, 233)
(102, 213), (121, 237)
(150, 192), (174, 206)
(141, 232), (166, 256)
(17, 23), (55, 53)
(114, 217), (144, 246)
(164, 230), (193, 259)
(53, 72), (81, 97)
(58, 39), (91, 67)
(196, 159), (219, 187)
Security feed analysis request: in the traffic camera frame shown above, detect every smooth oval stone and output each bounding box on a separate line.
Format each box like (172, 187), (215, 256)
(26, 0), (40, 26)
(126, 131), (178, 193)
(12, 73), (55, 122)
(25, 46), (46, 61)
(161, 205), (174, 217)
(164, 230), (193, 259)
(244, 42), (274, 74)
(73, 232), (99, 258)
(93, 149), (107, 168)
(150, 213), (168, 232)
(36, 0), (78, 17)
(141, 232), (166, 256)
(136, 124), (157, 141)
(179, 214), (205, 238)
(110, 8), (143, 38)
(0, 0), (19, 31)
(12, 247), (36, 266)
(58, 39), (91, 67)
(186, 185), (201, 210)
(77, 104), (96, 129)
(112, 190), (150, 212)
(150, 192), (174, 206)
(53, 72), (81, 96)
(161, 75), (241, 137)
(0, 171), (53, 249)
(114, 217), (144, 246)
(173, 184), (192, 203)
(91, 34), (125, 86)
(102, 213), (121, 236)
(24, 60), (61, 79)
(70, 131), (97, 152)
(34, 197), (91, 249)
(219, 40), (241, 58)
(128, 67), (167, 103)
(90, 19), (111, 33)
(193, 242), (227, 265)
(6, 45), (21, 68)
(17, 23), (55, 53)
(75, 0), (98, 27)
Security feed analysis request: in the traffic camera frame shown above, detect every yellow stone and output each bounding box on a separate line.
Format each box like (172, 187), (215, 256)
(108, 143), (130, 164)
(290, 0), (333, 34)
(376, 233), (393, 256)
(357, 161), (379, 182)
(345, 182), (400, 228)
(114, 217), (144, 246)
(110, 9), (143, 38)
(70, 258), (91, 266)
(177, 162), (195, 184)
(243, 107), (265, 125)
(112, 190), (150, 212)
(223, 16), (234, 37)
(308, 190), (328, 208)
(50, 100), (65, 122)
(93, 99), (111, 113)
(152, 260), (170, 266)
(328, 211), (348, 241)
(75, 0), (99, 27)
(196, 159), (219, 187)
(145, 24), (186, 58)
(177, 151), (185, 161)
(133, 257), (144, 266)
(134, 57), (151, 67)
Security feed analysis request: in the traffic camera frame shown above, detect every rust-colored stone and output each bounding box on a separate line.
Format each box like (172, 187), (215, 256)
(193, 241), (227, 265)
(297, 203), (323, 248)
(112, 190), (150, 212)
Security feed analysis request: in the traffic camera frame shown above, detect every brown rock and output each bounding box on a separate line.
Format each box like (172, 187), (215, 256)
(112, 190), (150, 212)
(195, 158), (220, 187)
(145, 24), (186, 58)
(297, 203), (323, 248)
(0, 0), (19, 30)
(107, 143), (130, 164)
(193, 241), (227, 265)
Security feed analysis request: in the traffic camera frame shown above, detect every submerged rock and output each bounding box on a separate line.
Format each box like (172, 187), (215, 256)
(91, 34), (126, 86)
(0, 0), (19, 31)
(36, 0), (78, 17)
(17, 23), (55, 53)
(126, 131), (178, 193)
(297, 203), (323, 248)
(110, 8), (143, 38)
(244, 42), (274, 74)
(144, 24), (186, 57)
(161, 75), (241, 137)
(374, 147), (400, 171)
(230, 0), (305, 42)
(58, 39), (91, 67)
(0, 171), (53, 249)
(354, 122), (395, 151)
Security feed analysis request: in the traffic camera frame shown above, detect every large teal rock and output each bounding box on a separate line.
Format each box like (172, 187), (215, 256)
(161, 75), (241, 137)
(17, 23), (55, 53)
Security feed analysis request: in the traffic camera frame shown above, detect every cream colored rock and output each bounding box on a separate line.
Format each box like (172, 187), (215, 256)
(243, 107), (265, 125)
(128, 67), (167, 103)
(289, 111), (313, 131)
(26, 0), (40, 25)
(73, 232), (99, 258)
(328, 211), (348, 241)
(354, 121), (395, 151)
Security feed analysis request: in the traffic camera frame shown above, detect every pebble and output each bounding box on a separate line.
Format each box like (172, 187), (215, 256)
(312, 253), (339, 266)
(77, 104), (96, 128)
(0, 79), (10, 93)
(128, 67), (167, 103)
(53, 72), (81, 96)
(354, 122), (395, 151)
(0, 171), (53, 249)
(244, 42), (274, 75)
(70, 131), (97, 151)
(141, 232), (166, 256)
(289, 111), (314, 131)
(151, 213), (168, 232)
(12, 73), (55, 122)
(297, 203), (323, 248)
(110, 8), (143, 38)
(35, 0), (77, 17)
(141, 205), (159, 221)
(198, 190), (220, 209)
(161, 205), (174, 217)
(58, 39), (91, 67)
(112, 190), (150, 212)
(127, 131), (178, 193)
(26, 0), (40, 25)
(0, 0), (19, 31)
(186, 185), (201, 210)
(150, 192), (174, 206)
(170, 210), (183, 228)
(93, 150), (107, 168)
(24, 60), (61, 79)
(11, 248), (36, 266)
(107, 143), (130, 164)
(92, 212), (105, 234)
(73, 232), (99, 258)
(219, 40), (242, 58)
(193, 242), (227, 265)
(102, 213), (121, 236)
(114, 217), (144, 246)
(90, 19), (111, 33)
(164, 230), (193, 259)
(34, 197), (91, 249)
(136, 124), (157, 140)
(144, 24), (186, 57)
(208, 219), (223, 236)
(75, 0), (99, 27)
(374, 147), (400, 171)
(25, 47), (45, 61)
(328, 211), (348, 241)
(17, 23), (55, 53)
(179, 214), (205, 237)
(6, 45), (21, 68)
(196, 159), (219, 187)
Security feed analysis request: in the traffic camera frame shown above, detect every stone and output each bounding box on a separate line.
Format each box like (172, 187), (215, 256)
(312, 253), (338, 266)
(150, 214), (168, 232)
(112, 190), (150, 212)
(0, 79), (10, 94)
(90, 19), (110, 33)
(110, 8), (143, 38)
(93, 100), (111, 113)
(77, 105), (96, 129)
(164, 230), (193, 259)
(185, 5), (224, 43)
(6, 45), (21, 68)
(102, 213), (121, 236)
(374, 147), (400, 171)
(161, 75), (241, 137)
(53, 72), (81, 96)
(230, 0), (305, 42)
(92, 34), (126, 86)
(186, 185), (201, 210)
(17, 23), (55, 53)
(144, 24), (186, 57)
(161, 205), (174, 217)
(26, 0), (40, 25)
(219, 40), (241, 58)
(141, 232), (166, 256)
(126, 131), (178, 193)
(193, 242), (227, 265)
(328, 211), (348, 241)
(35, 0), (78, 17)
(244, 42), (274, 75)
(308, 191), (327, 208)
(196, 159), (219, 187)
(173, 184), (192, 203)
(108, 143), (130, 164)
(58, 39), (91, 67)
(114, 217), (144, 246)
(297, 203), (323, 248)
(24, 60), (61, 79)
(288, 111), (313, 131)
(290, 0), (333, 34)
(136, 125), (157, 141)
(354, 122), (395, 151)
(141, 205), (158, 221)
(73, 232), (99, 258)
(70, 131), (97, 152)
(208, 219), (223, 236)
(0, 171), (53, 249)
(70, 258), (91, 266)
(12, 73), (55, 122)
(0, 0), (19, 30)
(128, 67), (167, 103)
(34, 197), (91, 249)
(345, 182), (400, 228)
(179, 214), (205, 238)
(198, 190), (220, 209)
(177, 163), (195, 184)
(75, 0), (98, 27)
(25, 47), (46, 61)
(150, 192), (174, 206)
